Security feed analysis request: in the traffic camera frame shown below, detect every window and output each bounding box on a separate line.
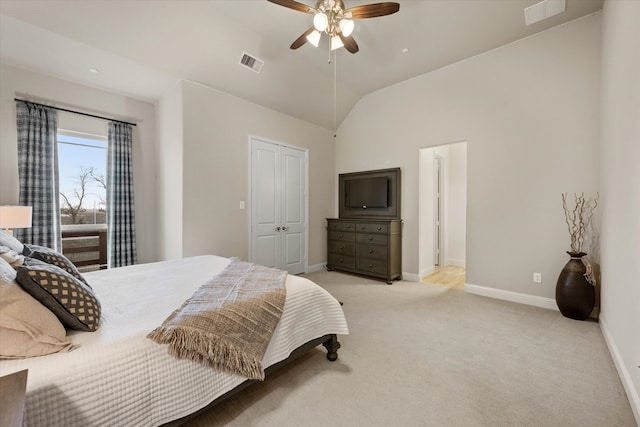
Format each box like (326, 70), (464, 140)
(57, 131), (107, 226)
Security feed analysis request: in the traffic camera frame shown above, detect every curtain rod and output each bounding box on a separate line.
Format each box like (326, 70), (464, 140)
(14, 98), (137, 127)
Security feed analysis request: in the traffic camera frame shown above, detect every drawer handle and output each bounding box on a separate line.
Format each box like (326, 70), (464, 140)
(377, 226), (382, 231)
(369, 249), (373, 254)
(345, 225), (351, 229)
(369, 237), (374, 241)
(361, 226), (366, 230)
(339, 246), (344, 250)
(339, 258), (344, 263)
(340, 233), (344, 238)
(368, 264), (373, 268)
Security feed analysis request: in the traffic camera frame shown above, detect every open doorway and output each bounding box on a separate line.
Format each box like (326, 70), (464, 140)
(418, 142), (467, 290)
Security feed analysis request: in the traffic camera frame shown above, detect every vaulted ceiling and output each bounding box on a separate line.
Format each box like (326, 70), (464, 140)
(0, 0), (603, 130)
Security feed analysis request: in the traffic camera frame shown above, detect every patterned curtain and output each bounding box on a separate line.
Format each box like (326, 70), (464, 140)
(107, 122), (137, 267)
(15, 101), (61, 251)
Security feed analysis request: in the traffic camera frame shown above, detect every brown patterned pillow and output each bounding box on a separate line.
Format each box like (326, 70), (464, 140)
(25, 244), (90, 288)
(15, 263), (101, 332)
(0, 263), (71, 359)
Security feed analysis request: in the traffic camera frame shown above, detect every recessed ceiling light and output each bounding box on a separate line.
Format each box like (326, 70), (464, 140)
(402, 48), (409, 53)
(88, 68), (99, 74)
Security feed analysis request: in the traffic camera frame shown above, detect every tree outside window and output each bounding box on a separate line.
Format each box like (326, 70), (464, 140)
(58, 132), (107, 225)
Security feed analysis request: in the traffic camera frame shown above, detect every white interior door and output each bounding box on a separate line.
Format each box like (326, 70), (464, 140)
(250, 138), (307, 274)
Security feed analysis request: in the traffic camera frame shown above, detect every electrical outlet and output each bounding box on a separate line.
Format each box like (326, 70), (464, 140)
(533, 272), (542, 283)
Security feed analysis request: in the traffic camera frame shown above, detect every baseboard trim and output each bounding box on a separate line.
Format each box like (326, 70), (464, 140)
(403, 272), (420, 282)
(599, 315), (640, 424)
(445, 259), (465, 267)
(464, 283), (558, 311)
(307, 263), (325, 273)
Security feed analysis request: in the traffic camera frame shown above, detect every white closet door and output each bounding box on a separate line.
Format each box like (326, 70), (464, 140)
(250, 138), (306, 274)
(280, 146), (305, 274)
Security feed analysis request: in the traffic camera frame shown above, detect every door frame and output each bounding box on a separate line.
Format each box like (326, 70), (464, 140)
(434, 154), (444, 267)
(247, 135), (309, 273)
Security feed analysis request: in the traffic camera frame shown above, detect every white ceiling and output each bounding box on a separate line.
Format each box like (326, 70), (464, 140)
(0, 0), (603, 130)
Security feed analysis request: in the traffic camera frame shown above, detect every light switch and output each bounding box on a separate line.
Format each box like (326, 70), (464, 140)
(239, 201), (245, 210)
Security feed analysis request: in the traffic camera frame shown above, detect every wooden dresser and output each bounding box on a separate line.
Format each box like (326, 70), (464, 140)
(326, 218), (402, 284)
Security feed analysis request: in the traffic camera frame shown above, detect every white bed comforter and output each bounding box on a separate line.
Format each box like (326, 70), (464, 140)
(0, 255), (349, 426)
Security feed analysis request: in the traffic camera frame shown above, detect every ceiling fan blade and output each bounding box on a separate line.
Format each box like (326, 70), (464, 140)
(290, 27), (315, 49)
(267, 0), (315, 14)
(339, 33), (359, 54)
(345, 2), (400, 19)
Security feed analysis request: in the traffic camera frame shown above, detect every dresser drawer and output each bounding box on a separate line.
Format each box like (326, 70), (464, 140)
(328, 253), (355, 269)
(356, 233), (388, 245)
(328, 221), (356, 232)
(356, 222), (388, 234)
(356, 243), (387, 261)
(356, 258), (388, 275)
(328, 230), (355, 242)
(329, 241), (355, 255)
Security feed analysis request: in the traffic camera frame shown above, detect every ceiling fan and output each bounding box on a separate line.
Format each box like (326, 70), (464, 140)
(267, 0), (400, 54)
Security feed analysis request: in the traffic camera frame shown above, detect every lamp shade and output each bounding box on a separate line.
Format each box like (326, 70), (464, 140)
(306, 30), (321, 47)
(339, 19), (354, 37)
(0, 206), (33, 230)
(313, 12), (328, 32)
(330, 35), (344, 51)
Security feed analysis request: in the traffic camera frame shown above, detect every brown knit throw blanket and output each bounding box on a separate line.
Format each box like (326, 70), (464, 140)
(147, 258), (287, 380)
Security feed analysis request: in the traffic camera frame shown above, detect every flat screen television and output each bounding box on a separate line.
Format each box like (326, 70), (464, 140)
(345, 177), (389, 208)
(338, 168), (401, 219)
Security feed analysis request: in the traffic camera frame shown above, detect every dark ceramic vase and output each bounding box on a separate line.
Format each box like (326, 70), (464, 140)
(555, 251), (595, 320)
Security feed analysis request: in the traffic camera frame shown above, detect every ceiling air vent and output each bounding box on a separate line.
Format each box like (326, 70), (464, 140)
(524, 0), (566, 26)
(239, 52), (264, 73)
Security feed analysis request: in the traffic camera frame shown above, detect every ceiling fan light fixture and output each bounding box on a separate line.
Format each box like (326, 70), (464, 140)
(330, 35), (344, 51)
(338, 19), (354, 37)
(313, 12), (329, 32)
(269, 0), (399, 54)
(306, 30), (321, 47)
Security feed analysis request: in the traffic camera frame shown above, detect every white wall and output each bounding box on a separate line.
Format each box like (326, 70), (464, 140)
(418, 148), (435, 277)
(0, 63), (158, 263)
(448, 142), (467, 266)
(336, 14), (601, 301)
(157, 80), (335, 267)
(156, 81), (184, 260)
(599, 0), (640, 420)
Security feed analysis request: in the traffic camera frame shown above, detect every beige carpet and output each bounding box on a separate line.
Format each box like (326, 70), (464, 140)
(182, 270), (635, 427)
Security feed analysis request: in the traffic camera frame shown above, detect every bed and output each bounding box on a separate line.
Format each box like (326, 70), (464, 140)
(0, 255), (349, 426)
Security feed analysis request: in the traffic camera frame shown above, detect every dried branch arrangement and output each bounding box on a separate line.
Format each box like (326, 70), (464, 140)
(561, 192), (599, 253)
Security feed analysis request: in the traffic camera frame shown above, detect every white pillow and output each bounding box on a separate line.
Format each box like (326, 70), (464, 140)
(0, 245), (24, 268)
(0, 255), (17, 283)
(0, 229), (24, 254)
(0, 258), (71, 359)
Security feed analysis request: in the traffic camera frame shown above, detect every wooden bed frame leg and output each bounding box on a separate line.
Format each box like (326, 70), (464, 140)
(322, 334), (341, 361)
